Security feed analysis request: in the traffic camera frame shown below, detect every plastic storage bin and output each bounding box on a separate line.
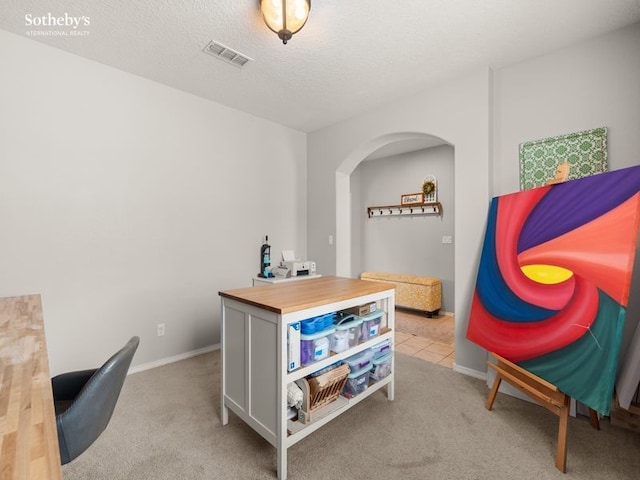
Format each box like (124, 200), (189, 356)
(342, 365), (371, 398)
(330, 315), (363, 353)
(370, 339), (391, 358)
(300, 313), (335, 335)
(360, 310), (384, 342)
(343, 349), (374, 372)
(369, 352), (392, 382)
(300, 328), (335, 366)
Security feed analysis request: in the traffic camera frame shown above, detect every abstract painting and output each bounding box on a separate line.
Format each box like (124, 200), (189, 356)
(467, 165), (640, 414)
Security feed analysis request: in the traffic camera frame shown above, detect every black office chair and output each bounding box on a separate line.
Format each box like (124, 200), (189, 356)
(52, 336), (140, 465)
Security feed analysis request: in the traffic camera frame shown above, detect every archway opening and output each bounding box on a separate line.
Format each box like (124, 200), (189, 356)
(335, 131), (456, 366)
(335, 132), (452, 276)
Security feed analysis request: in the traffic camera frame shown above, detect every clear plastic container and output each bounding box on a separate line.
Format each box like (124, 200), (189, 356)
(369, 352), (392, 382)
(342, 365), (371, 398)
(300, 328), (335, 366)
(360, 310), (384, 342)
(370, 339), (391, 359)
(343, 349), (374, 372)
(330, 315), (363, 353)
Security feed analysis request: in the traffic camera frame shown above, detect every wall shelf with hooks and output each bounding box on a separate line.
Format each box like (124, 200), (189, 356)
(367, 202), (442, 218)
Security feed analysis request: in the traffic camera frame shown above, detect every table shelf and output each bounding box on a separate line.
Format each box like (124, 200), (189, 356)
(286, 376), (392, 439)
(285, 328), (392, 383)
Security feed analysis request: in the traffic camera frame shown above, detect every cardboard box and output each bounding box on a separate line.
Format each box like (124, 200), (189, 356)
(344, 302), (376, 317)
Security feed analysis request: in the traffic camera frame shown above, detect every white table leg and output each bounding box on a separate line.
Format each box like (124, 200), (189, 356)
(277, 444), (287, 480)
(222, 401), (229, 425)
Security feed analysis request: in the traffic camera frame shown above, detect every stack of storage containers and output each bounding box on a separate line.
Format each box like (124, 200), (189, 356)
(300, 314), (335, 366)
(341, 349), (375, 398)
(369, 339), (392, 382)
(298, 304), (392, 401)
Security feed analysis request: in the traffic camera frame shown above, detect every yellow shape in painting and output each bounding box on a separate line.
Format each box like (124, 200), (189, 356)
(521, 264), (574, 284)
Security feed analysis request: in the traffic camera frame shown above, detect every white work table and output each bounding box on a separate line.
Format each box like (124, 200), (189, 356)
(219, 276), (395, 480)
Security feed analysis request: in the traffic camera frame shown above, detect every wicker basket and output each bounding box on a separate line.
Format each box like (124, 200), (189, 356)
(295, 363), (350, 424)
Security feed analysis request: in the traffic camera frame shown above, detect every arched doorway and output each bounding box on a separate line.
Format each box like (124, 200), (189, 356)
(335, 131), (455, 366)
(335, 131), (451, 277)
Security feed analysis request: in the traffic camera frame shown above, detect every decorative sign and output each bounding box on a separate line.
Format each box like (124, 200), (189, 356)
(422, 175), (438, 202)
(400, 193), (424, 206)
(519, 127), (608, 190)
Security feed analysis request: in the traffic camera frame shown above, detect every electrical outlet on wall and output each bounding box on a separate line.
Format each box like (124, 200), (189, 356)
(157, 323), (165, 337)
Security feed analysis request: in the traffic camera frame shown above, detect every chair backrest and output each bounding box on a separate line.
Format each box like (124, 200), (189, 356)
(56, 336), (140, 464)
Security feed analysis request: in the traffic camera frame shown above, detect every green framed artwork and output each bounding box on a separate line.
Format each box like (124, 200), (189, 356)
(519, 127), (608, 190)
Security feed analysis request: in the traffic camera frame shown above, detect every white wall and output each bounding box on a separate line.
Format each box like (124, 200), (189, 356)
(493, 22), (640, 195)
(0, 29), (307, 375)
(352, 145), (455, 312)
(307, 70), (492, 376)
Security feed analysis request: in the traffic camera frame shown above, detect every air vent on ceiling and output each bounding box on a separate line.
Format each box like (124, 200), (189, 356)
(203, 40), (253, 68)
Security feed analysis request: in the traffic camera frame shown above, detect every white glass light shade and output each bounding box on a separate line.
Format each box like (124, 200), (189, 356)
(260, 0), (310, 44)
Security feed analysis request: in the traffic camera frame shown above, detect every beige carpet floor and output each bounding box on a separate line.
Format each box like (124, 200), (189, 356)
(62, 350), (640, 480)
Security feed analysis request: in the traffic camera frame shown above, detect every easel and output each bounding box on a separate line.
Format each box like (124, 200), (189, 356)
(485, 353), (600, 473)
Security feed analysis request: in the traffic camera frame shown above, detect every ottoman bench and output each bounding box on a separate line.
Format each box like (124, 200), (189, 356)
(360, 271), (442, 317)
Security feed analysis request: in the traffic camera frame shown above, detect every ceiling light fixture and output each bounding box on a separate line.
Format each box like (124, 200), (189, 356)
(260, 0), (310, 45)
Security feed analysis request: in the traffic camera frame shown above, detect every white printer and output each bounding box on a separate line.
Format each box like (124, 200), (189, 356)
(282, 260), (316, 277)
(279, 250), (316, 277)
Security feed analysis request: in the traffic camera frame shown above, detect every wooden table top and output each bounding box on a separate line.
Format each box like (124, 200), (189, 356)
(0, 295), (62, 480)
(219, 276), (395, 314)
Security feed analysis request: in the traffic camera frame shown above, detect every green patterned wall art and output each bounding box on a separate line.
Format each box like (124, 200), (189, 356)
(519, 127), (608, 190)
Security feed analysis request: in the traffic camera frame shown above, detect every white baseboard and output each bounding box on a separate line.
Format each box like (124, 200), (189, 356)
(453, 363), (487, 380)
(129, 343), (221, 375)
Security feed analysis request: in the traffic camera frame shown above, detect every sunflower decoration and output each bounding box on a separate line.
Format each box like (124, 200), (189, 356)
(422, 180), (436, 198)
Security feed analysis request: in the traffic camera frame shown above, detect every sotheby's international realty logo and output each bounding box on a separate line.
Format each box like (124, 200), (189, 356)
(25, 12), (91, 37)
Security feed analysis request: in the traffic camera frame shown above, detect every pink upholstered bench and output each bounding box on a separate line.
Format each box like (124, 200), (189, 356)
(360, 272), (442, 317)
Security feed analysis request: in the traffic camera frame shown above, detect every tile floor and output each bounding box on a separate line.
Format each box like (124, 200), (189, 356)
(394, 308), (455, 368)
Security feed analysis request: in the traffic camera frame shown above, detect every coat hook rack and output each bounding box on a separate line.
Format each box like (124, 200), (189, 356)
(367, 202), (442, 218)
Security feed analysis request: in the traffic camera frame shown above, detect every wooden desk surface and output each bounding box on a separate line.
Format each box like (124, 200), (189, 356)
(0, 295), (62, 480)
(219, 275), (395, 314)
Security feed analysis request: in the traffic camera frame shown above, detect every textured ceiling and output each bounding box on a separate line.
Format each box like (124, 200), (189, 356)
(2, 0), (640, 133)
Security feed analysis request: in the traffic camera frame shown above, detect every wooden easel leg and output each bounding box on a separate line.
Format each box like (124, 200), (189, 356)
(486, 374), (502, 410)
(556, 398), (569, 473)
(588, 408), (600, 430)
(486, 354), (591, 473)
